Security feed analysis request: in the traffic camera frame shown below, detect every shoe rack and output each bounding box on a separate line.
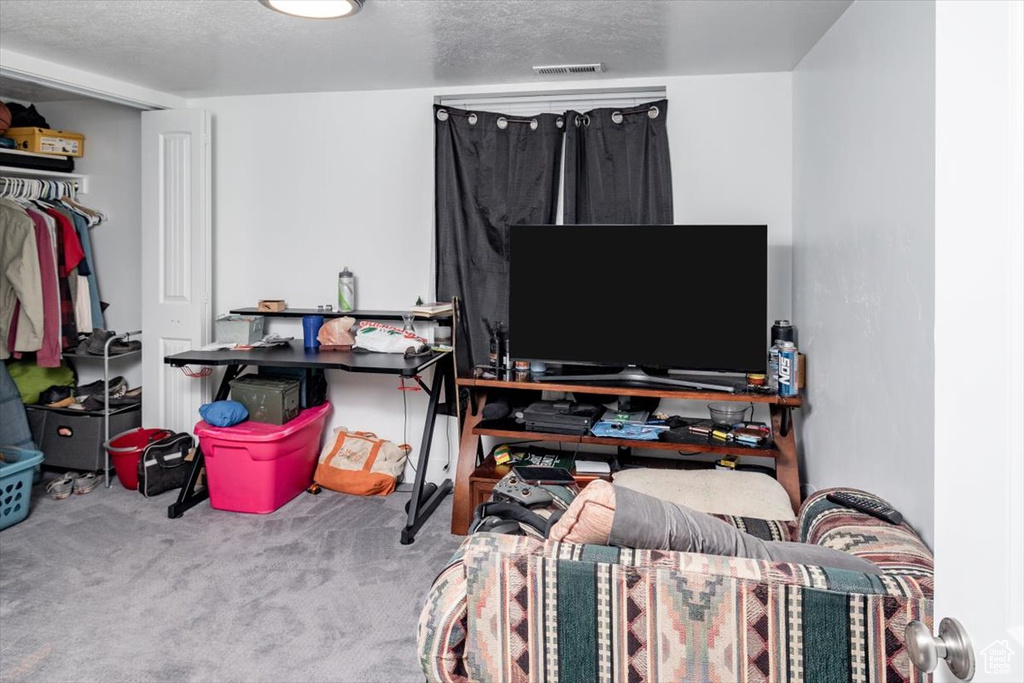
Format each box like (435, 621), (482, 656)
(63, 330), (142, 487)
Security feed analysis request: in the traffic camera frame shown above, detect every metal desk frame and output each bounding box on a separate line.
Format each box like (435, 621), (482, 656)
(163, 343), (455, 544)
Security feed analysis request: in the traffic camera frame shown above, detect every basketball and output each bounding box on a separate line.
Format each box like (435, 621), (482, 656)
(0, 102), (10, 135)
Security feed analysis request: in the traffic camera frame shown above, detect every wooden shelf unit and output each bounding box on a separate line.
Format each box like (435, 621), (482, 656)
(450, 376), (804, 535)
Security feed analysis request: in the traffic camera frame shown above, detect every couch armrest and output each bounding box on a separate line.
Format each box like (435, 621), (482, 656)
(798, 488), (934, 596)
(423, 533), (933, 683)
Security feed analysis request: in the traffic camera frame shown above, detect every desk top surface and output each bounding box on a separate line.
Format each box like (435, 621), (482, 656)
(164, 341), (449, 376)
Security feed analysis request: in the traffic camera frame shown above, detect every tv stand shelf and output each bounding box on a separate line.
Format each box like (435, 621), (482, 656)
(451, 376), (804, 534)
(473, 418), (781, 458)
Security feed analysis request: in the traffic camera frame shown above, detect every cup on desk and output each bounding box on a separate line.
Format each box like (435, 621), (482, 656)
(302, 315), (324, 351)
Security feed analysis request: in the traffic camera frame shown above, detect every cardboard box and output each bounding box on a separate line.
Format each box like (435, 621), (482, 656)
(7, 127), (86, 157)
(215, 314), (265, 345)
(258, 299), (287, 312)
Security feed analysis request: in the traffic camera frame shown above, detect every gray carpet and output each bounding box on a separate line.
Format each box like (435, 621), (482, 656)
(0, 477), (462, 682)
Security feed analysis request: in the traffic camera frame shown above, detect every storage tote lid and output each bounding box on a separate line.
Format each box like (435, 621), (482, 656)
(194, 403), (330, 442)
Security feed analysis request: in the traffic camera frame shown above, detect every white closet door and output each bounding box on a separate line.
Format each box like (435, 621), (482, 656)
(141, 109), (211, 434)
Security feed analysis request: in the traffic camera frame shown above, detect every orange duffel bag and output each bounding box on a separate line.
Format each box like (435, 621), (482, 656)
(313, 427), (409, 496)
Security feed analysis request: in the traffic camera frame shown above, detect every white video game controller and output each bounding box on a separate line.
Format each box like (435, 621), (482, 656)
(492, 474), (553, 508)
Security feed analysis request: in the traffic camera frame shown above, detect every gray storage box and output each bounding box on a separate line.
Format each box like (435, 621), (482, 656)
(215, 314), (265, 345)
(26, 404), (141, 472)
(229, 375), (300, 425)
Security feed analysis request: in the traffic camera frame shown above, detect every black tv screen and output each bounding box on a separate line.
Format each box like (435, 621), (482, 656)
(508, 224), (768, 374)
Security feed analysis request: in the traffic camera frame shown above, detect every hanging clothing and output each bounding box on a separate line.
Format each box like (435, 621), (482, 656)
(74, 275), (93, 335)
(67, 208), (104, 330)
(16, 206), (62, 367)
(41, 206), (84, 277)
(0, 199), (43, 361)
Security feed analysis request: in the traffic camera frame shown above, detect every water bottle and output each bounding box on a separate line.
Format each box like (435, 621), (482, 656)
(337, 267), (355, 312)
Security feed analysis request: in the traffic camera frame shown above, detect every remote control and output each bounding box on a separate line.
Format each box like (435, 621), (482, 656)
(492, 474), (553, 508)
(826, 491), (904, 525)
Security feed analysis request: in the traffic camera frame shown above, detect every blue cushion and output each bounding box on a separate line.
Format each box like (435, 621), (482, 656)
(199, 400), (249, 427)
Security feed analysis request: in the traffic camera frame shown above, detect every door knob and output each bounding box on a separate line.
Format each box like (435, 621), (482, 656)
(906, 617), (976, 681)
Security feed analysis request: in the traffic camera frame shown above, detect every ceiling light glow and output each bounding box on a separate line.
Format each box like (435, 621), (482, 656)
(259, 0), (363, 19)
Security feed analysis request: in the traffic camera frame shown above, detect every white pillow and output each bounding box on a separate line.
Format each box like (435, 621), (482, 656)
(611, 468), (796, 521)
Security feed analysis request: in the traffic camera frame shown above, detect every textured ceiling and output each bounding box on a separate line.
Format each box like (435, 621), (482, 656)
(0, 0), (851, 98)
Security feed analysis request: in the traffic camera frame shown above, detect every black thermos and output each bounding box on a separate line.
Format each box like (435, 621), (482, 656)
(771, 320), (795, 344)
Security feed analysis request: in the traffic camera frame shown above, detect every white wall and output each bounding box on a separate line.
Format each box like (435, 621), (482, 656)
(193, 72), (793, 484)
(34, 98), (144, 390)
(793, 1), (935, 544)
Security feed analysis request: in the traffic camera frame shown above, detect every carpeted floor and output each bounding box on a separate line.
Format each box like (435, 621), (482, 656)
(0, 476), (462, 683)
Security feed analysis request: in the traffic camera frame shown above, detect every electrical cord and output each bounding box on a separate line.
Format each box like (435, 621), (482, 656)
(402, 378), (416, 474)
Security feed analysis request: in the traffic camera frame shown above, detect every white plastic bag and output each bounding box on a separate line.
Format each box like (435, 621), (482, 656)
(352, 321), (426, 353)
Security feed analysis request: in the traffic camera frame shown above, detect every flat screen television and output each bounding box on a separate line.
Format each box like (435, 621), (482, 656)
(508, 224), (768, 391)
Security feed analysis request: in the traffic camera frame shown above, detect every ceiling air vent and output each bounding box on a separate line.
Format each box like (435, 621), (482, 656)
(532, 63), (604, 76)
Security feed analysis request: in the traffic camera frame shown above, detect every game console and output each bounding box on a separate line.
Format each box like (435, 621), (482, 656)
(519, 400), (603, 435)
(492, 473), (553, 508)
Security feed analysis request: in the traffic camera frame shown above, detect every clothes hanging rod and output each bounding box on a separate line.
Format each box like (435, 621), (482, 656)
(0, 167), (89, 194)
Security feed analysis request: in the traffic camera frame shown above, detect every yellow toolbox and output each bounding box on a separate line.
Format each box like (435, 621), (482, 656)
(6, 127), (85, 157)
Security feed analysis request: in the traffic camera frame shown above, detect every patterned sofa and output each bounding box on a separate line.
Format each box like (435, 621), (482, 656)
(418, 488), (934, 682)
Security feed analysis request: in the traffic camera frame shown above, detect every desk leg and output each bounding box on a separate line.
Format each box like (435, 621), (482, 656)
(401, 363), (454, 545)
(771, 404), (801, 515)
(451, 390), (486, 535)
(167, 363), (244, 519)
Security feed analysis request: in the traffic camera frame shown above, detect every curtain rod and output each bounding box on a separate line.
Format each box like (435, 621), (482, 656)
(437, 102), (660, 129)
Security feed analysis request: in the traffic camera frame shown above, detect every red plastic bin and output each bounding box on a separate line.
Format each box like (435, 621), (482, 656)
(106, 427), (174, 490)
(195, 403), (331, 514)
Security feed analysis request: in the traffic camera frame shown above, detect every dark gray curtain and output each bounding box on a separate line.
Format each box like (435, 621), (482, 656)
(564, 99), (673, 224)
(435, 105), (564, 370)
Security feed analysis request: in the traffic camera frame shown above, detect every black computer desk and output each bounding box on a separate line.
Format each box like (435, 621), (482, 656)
(163, 342), (455, 544)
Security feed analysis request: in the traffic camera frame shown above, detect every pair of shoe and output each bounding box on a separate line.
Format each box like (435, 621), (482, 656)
(77, 376), (128, 400)
(77, 330), (141, 356)
(45, 472), (100, 499)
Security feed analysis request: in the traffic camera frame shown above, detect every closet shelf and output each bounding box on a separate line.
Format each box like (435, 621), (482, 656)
(0, 166), (90, 193)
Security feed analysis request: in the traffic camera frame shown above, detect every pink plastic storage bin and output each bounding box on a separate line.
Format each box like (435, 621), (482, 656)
(195, 403), (330, 514)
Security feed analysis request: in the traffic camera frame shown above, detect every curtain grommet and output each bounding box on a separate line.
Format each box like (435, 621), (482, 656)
(574, 115), (581, 127)
(467, 112), (478, 125)
(497, 117), (508, 130)
(436, 108), (449, 122)
(648, 105), (660, 119)
(583, 114), (591, 127)
(530, 118), (538, 131)
(611, 111), (623, 124)
(556, 117), (564, 129)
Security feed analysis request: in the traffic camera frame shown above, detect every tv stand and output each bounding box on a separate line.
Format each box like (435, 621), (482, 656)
(450, 375), (804, 535)
(536, 366), (736, 393)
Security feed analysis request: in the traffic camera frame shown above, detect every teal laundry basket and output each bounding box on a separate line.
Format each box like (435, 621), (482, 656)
(0, 447), (44, 531)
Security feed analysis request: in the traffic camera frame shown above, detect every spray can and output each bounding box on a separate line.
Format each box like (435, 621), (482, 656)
(337, 267), (355, 312)
(778, 341), (799, 397)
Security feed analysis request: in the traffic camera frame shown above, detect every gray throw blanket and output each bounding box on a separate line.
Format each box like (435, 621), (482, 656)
(610, 485), (881, 574)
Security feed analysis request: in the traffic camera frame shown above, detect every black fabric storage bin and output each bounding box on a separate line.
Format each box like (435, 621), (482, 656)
(26, 404), (141, 471)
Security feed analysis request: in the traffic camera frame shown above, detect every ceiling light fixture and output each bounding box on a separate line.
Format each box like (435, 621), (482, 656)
(258, 0), (363, 19)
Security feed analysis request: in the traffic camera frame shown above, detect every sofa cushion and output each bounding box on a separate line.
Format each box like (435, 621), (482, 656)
(613, 467), (797, 520)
